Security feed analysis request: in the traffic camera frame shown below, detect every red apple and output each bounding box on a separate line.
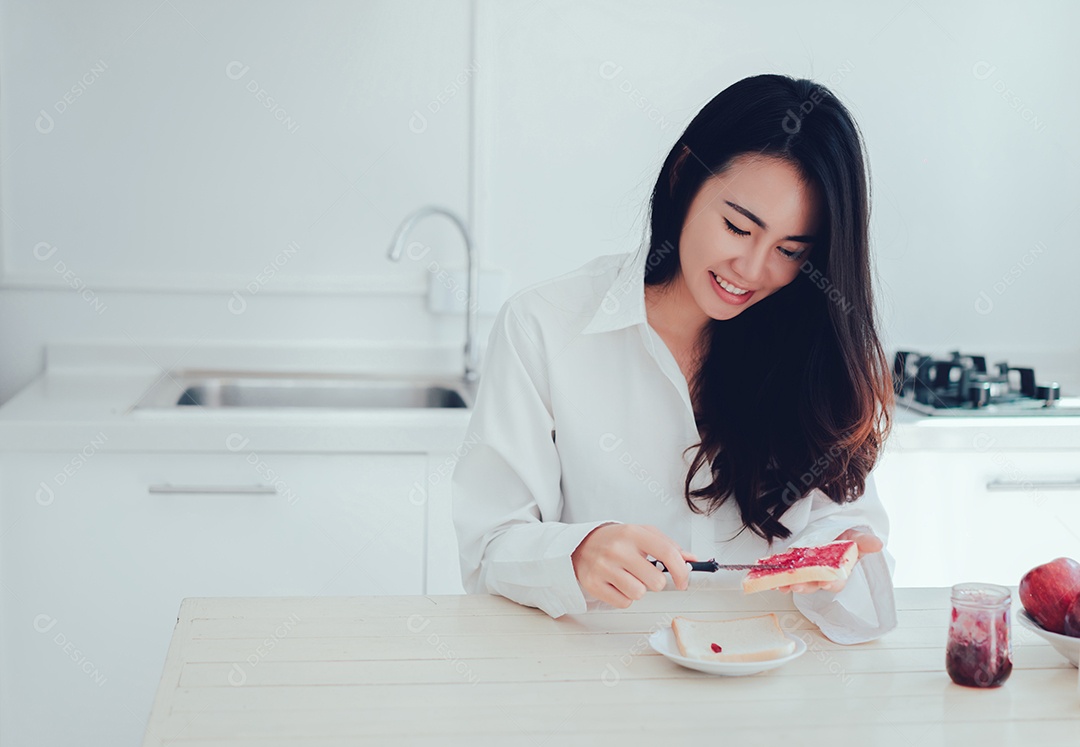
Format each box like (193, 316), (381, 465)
(1020, 557), (1080, 634)
(1064, 594), (1080, 638)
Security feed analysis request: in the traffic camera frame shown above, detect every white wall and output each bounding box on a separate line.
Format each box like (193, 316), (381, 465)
(2, 0), (1078, 403)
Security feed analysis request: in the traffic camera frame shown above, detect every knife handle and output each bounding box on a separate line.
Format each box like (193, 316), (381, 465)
(651, 559), (718, 573)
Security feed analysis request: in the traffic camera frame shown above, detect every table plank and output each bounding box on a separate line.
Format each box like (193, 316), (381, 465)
(175, 586), (954, 621)
(162, 668), (1075, 712)
(183, 607), (951, 640)
(148, 718), (1080, 747)
(175, 619), (1058, 662)
(157, 691), (1080, 739)
(175, 645), (1069, 689)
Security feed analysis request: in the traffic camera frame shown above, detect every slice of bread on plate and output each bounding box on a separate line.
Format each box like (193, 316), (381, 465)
(671, 613), (796, 662)
(741, 540), (859, 594)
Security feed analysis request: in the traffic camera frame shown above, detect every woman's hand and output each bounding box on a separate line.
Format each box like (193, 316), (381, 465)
(571, 524), (697, 609)
(777, 528), (883, 594)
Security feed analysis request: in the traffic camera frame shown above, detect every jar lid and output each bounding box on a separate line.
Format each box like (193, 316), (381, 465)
(950, 582), (1012, 607)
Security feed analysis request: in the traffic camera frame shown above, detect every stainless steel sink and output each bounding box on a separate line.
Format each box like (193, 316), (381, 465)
(133, 371), (473, 410)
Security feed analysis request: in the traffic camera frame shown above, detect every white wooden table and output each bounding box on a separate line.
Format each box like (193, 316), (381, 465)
(142, 588), (1079, 746)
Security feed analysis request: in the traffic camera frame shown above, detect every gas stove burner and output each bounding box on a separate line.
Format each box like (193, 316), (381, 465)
(892, 350), (1073, 416)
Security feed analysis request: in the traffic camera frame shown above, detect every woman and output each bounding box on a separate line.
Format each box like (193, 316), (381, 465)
(452, 74), (897, 644)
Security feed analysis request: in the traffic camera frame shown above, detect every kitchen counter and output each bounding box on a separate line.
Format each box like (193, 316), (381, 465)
(141, 588), (1078, 746)
(886, 405), (1080, 451)
(2, 341), (1079, 453)
(0, 341), (472, 453)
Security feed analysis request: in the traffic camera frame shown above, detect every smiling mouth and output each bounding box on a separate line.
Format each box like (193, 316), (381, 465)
(709, 271), (752, 296)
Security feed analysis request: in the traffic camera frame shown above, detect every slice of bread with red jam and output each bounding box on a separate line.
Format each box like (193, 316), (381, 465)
(741, 540), (859, 594)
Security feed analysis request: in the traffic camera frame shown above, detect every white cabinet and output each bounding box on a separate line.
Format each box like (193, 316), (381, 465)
(874, 446), (1080, 587)
(0, 451), (426, 747)
(424, 450), (467, 595)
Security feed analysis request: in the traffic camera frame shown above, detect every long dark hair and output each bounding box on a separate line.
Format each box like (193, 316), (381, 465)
(644, 74), (894, 543)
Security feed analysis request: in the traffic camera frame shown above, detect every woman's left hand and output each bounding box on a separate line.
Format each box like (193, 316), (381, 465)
(776, 528), (883, 594)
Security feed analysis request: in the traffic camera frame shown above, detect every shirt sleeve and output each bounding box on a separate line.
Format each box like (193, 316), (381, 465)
(452, 299), (622, 618)
(785, 472), (899, 645)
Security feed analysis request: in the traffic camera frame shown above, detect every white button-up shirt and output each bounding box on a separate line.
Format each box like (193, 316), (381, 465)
(452, 243), (897, 644)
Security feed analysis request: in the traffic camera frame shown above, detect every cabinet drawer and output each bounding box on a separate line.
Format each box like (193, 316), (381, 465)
(874, 448), (1080, 588)
(969, 449), (1080, 493)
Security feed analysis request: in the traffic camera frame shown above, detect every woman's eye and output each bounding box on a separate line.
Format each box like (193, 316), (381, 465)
(723, 218), (749, 237)
(725, 216), (806, 260)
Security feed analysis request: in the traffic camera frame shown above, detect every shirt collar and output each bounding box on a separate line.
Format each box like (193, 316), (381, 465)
(581, 243), (650, 335)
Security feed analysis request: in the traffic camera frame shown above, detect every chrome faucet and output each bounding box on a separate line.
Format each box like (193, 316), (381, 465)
(387, 206), (479, 383)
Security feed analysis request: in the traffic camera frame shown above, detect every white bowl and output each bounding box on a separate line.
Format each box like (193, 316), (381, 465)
(1016, 609), (1080, 667)
(648, 626), (807, 677)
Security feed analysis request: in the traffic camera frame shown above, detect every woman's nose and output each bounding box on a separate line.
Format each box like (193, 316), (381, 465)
(730, 246), (770, 288)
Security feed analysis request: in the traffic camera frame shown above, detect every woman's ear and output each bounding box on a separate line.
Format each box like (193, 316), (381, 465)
(669, 144), (691, 196)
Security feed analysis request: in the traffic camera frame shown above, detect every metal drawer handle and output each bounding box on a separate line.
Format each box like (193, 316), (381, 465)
(986, 478), (1080, 492)
(148, 484), (278, 495)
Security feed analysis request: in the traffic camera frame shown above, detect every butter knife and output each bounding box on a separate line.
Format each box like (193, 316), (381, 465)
(651, 559), (787, 573)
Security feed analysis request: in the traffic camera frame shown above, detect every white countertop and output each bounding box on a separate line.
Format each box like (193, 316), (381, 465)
(141, 588), (1080, 746)
(0, 341), (472, 453)
(886, 406), (1080, 450)
(1, 341), (1078, 453)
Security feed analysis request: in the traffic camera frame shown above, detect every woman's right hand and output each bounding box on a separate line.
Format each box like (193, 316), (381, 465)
(571, 523), (697, 608)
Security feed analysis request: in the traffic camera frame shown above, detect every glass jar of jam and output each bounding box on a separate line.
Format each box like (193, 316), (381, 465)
(946, 582), (1013, 688)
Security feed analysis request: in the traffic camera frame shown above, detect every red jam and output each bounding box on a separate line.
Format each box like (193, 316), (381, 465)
(945, 584), (1012, 688)
(710, 643), (722, 653)
(745, 541), (855, 581)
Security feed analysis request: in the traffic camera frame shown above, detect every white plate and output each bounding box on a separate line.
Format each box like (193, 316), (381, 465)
(648, 626), (807, 677)
(1016, 609), (1080, 667)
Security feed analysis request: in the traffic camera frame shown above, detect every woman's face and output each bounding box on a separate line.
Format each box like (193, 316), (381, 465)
(677, 153), (823, 321)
